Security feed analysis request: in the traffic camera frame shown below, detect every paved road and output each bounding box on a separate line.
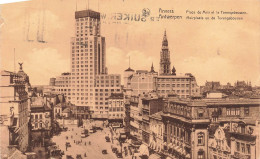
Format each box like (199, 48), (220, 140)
(52, 125), (122, 159)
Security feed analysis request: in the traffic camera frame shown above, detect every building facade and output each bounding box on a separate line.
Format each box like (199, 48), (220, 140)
(54, 72), (71, 98)
(50, 10), (122, 119)
(0, 68), (30, 153)
(108, 93), (125, 122)
(124, 68), (158, 96)
(149, 111), (164, 153)
(141, 93), (164, 144)
(157, 95), (260, 159)
(129, 96), (143, 140)
(30, 97), (52, 132)
(157, 73), (200, 98)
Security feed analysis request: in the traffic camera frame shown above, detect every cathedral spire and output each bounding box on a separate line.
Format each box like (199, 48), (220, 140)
(150, 62), (155, 73)
(159, 30), (171, 75)
(162, 29), (168, 47)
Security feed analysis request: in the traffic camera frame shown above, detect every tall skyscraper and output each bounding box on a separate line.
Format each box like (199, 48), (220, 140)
(68, 10), (121, 119)
(159, 30), (171, 75)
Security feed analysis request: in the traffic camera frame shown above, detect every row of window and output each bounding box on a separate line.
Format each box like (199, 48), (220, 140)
(108, 107), (124, 111)
(76, 17), (97, 22)
(236, 142), (251, 154)
(109, 114), (124, 117)
(158, 84), (194, 87)
(158, 78), (192, 82)
(226, 107), (249, 116)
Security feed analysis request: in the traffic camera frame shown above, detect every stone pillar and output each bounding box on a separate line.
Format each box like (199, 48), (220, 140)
(250, 142), (255, 159)
(230, 137), (236, 155)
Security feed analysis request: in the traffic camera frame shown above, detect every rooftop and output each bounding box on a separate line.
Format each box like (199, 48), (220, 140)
(75, 10), (100, 19)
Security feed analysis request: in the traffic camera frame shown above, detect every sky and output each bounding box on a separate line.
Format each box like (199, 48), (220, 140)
(0, 0), (260, 86)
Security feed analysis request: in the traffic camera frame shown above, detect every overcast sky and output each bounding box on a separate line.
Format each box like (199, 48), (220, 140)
(0, 0), (260, 86)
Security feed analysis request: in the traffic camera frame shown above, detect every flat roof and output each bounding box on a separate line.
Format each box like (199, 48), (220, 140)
(75, 10), (100, 19)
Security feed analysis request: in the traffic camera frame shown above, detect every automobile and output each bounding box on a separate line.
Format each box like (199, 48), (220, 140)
(112, 147), (118, 153)
(76, 154), (82, 159)
(81, 134), (86, 138)
(66, 142), (71, 147)
(66, 155), (74, 159)
(106, 138), (110, 142)
(102, 149), (108, 154)
(89, 129), (94, 133)
(116, 152), (123, 158)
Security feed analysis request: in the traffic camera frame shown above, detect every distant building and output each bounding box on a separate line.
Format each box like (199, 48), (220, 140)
(129, 96), (143, 141)
(124, 69), (158, 96)
(30, 97), (52, 132)
(149, 111), (164, 153)
(108, 93), (124, 122)
(123, 31), (200, 99)
(156, 73), (199, 98)
(54, 72), (71, 98)
(49, 78), (56, 86)
(141, 93), (164, 144)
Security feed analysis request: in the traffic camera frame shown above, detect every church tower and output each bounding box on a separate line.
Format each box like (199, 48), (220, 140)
(159, 30), (171, 75)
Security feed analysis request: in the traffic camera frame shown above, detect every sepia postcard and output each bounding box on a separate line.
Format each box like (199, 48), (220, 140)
(0, 0), (260, 159)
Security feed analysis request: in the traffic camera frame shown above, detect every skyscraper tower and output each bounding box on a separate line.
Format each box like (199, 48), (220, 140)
(68, 10), (121, 118)
(159, 30), (171, 75)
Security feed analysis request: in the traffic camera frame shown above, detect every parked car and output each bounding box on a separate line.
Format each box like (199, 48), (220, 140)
(105, 136), (110, 142)
(102, 149), (108, 154)
(66, 155), (74, 159)
(81, 134), (86, 138)
(116, 152), (123, 158)
(76, 154), (82, 159)
(112, 147), (118, 153)
(66, 142), (71, 147)
(112, 147), (117, 153)
(106, 138), (110, 142)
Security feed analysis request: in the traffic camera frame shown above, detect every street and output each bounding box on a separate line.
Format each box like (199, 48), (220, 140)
(51, 124), (132, 159)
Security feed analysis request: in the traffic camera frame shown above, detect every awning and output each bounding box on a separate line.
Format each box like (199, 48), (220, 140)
(139, 144), (149, 156)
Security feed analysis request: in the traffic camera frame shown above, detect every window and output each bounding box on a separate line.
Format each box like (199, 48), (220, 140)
(197, 133), (205, 145)
(244, 107), (249, 116)
(246, 144), (250, 154)
(227, 108), (231, 116)
(198, 150), (204, 159)
(241, 143), (245, 153)
(241, 125), (245, 134)
(227, 107), (240, 116)
(236, 142), (240, 151)
(198, 109), (204, 118)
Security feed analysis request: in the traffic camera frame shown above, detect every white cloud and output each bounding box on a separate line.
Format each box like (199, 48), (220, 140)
(106, 46), (157, 75)
(23, 48), (69, 85)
